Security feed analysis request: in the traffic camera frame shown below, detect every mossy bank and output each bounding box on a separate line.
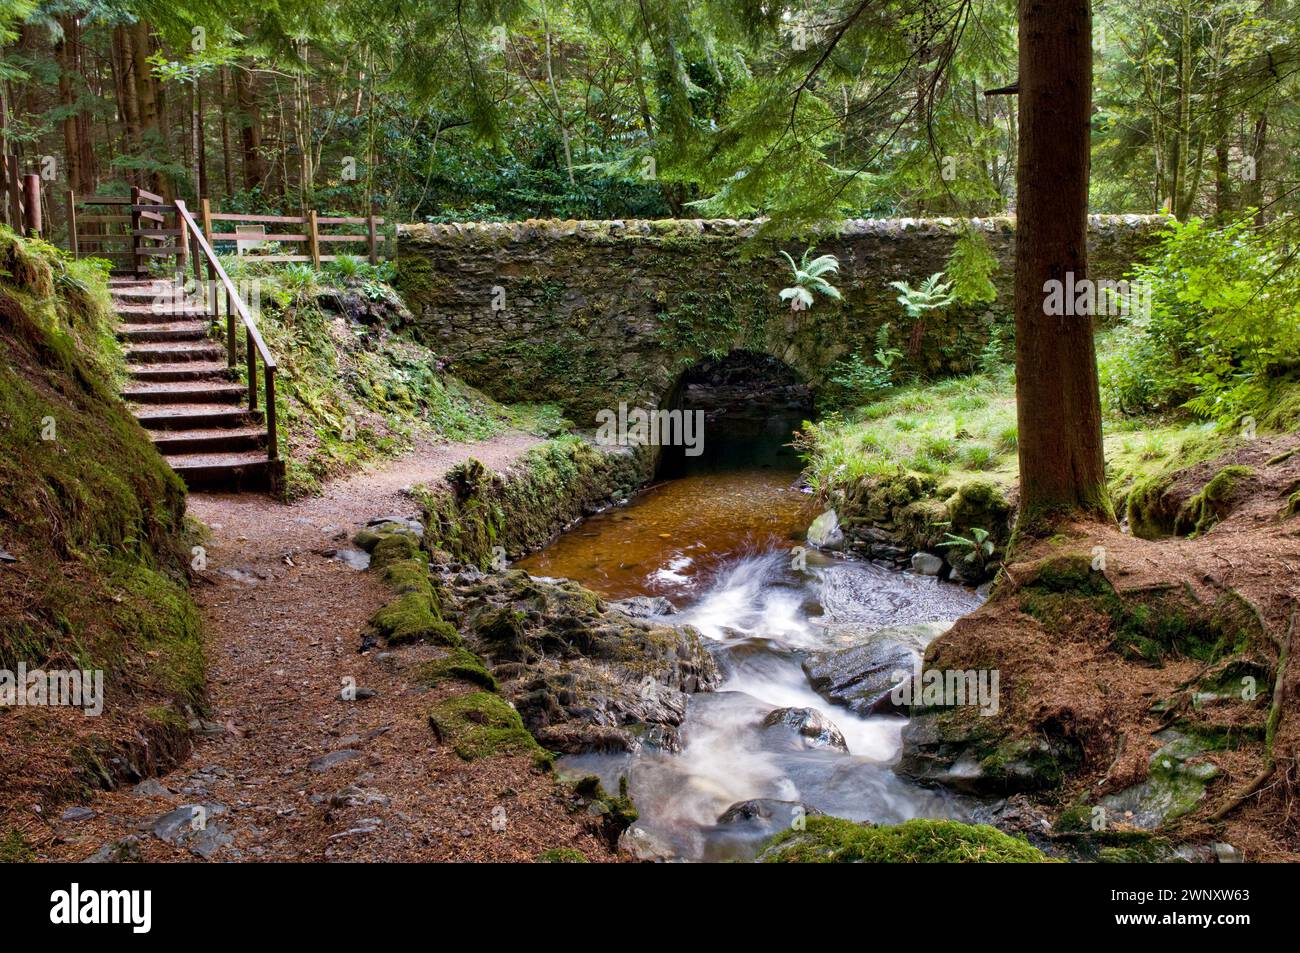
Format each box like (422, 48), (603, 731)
(0, 231), (204, 850)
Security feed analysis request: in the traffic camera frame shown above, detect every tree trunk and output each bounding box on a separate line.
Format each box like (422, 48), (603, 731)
(56, 19), (83, 197)
(541, 1), (575, 185)
(235, 68), (268, 191)
(1172, 2), (1193, 218)
(194, 78), (207, 200)
(220, 67), (235, 197)
(115, 25), (142, 186)
(130, 19), (165, 195)
(1013, 0), (1111, 528)
(1244, 113), (1267, 225)
(1214, 123), (1231, 223)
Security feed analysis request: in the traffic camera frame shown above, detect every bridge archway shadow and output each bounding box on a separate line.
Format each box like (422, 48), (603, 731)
(657, 350), (813, 480)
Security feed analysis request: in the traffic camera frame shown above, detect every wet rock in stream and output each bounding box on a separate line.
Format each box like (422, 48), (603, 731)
(802, 621), (952, 715)
(451, 570), (719, 754)
(760, 707), (849, 751)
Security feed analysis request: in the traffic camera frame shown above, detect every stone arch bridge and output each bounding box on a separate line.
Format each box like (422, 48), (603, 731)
(395, 215), (1164, 424)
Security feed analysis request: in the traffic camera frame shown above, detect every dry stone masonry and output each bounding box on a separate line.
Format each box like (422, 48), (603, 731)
(396, 215), (1166, 422)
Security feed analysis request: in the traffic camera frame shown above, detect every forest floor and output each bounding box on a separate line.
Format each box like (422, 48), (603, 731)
(40, 431), (616, 863)
(928, 432), (1300, 861)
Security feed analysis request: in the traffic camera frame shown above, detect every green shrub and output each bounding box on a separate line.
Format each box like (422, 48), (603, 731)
(1100, 218), (1300, 428)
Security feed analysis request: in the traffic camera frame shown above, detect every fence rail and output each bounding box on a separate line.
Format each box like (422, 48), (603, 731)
(67, 187), (181, 274)
(200, 202), (386, 265)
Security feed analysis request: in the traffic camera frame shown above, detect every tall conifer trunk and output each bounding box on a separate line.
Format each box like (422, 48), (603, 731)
(1013, 0), (1111, 527)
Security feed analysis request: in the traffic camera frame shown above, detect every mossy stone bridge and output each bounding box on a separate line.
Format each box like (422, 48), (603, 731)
(395, 215), (1165, 423)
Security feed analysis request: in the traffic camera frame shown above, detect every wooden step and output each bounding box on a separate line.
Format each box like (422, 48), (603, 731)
(114, 304), (209, 322)
(112, 283), (276, 495)
(127, 361), (230, 382)
(117, 321), (210, 343)
(133, 403), (262, 431)
(122, 381), (247, 405)
(162, 451), (274, 491)
(125, 342), (226, 364)
(151, 426), (266, 455)
(109, 284), (184, 300)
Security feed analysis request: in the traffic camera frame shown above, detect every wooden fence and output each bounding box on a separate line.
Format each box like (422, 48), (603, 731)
(67, 186), (184, 275)
(199, 201), (386, 265)
(64, 192), (388, 272)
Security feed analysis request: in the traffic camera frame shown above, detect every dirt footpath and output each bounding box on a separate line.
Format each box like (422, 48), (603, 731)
(45, 433), (616, 862)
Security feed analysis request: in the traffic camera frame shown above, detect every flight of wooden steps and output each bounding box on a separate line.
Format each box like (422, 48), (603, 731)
(111, 276), (275, 491)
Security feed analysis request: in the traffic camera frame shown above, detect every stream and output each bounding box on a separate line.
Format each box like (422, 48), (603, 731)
(517, 384), (983, 861)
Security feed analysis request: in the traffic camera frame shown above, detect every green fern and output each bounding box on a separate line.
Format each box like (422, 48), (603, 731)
(779, 248), (842, 311)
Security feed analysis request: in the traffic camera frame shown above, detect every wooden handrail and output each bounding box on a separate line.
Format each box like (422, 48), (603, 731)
(175, 200), (275, 370)
(174, 199), (279, 461)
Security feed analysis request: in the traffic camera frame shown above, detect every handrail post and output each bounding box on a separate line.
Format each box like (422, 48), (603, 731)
(307, 209), (321, 267)
(129, 186), (142, 275)
(22, 174), (41, 237)
(176, 210), (187, 286)
(226, 287), (236, 368)
(198, 197), (216, 337)
(247, 326), (258, 411)
(66, 190), (78, 258)
(265, 366), (278, 460)
(177, 203), (189, 278)
(191, 225), (203, 297)
(367, 210), (378, 265)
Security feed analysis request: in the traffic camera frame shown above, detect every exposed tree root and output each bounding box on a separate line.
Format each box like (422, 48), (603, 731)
(1211, 606), (1296, 823)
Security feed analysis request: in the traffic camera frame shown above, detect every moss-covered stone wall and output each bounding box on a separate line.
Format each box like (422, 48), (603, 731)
(418, 435), (649, 568)
(396, 215), (1165, 422)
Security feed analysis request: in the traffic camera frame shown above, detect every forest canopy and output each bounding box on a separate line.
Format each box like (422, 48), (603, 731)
(3, 0), (1298, 235)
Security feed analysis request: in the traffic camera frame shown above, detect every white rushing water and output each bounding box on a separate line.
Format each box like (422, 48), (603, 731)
(560, 547), (984, 861)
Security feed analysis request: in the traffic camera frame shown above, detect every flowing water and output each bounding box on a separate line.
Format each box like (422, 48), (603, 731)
(518, 397), (983, 861)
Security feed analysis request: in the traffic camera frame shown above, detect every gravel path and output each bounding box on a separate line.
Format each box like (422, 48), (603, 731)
(48, 433), (616, 862)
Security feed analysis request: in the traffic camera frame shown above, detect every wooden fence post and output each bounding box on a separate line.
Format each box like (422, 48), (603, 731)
(130, 186), (142, 275)
(176, 208), (188, 280)
(199, 197), (218, 326)
(66, 191), (78, 257)
(367, 211), (378, 265)
(307, 209), (321, 267)
(21, 174), (41, 237)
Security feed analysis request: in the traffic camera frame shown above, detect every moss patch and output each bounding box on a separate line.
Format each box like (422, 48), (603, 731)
(427, 691), (544, 761)
(420, 437), (647, 568)
(417, 647), (498, 691)
(758, 816), (1053, 863)
(0, 230), (203, 814)
(1018, 556), (1255, 665)
(367, 591), (459, 646)
(1128, 462), (1258, 539)
(0, 829), (34, 863)
(537, 847), (588, 863)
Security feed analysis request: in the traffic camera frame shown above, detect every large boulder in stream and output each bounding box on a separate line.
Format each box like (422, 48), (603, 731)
(806, 509), (845, 551)
(802, 621), (951, 715)
(448, 570), (718, 754)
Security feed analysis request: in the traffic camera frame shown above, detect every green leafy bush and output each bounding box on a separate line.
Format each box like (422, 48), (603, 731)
(1101, 218), (1300, 427)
